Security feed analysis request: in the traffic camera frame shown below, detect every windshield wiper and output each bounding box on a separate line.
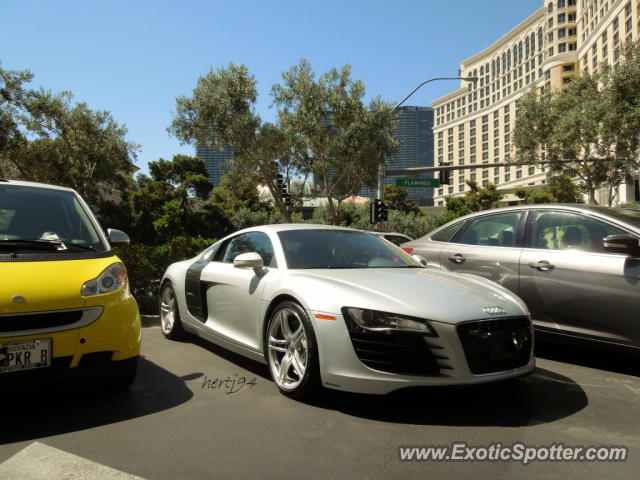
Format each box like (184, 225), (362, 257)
(0, 239), (65, 251)
(0, 238), (96, 252)
(64, 242), (96, 252)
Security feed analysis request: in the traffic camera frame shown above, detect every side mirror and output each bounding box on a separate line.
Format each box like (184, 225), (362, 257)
(107, 228), (130, 246)
(412, 254), (428, 267)
(233, 252), (264, 274)
(602, 234), (640, 257)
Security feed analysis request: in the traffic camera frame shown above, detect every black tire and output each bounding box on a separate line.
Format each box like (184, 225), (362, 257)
(103, 357), (138, 392)
(264, 301), (320, 399)
(159, 281), (184, 340)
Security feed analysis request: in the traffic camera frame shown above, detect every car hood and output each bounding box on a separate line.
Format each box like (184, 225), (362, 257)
(0, 256), (118, 314)
(287, 267), (528, 325)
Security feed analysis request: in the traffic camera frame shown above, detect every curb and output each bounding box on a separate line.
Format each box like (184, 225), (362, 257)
(141, 314), (160, 327)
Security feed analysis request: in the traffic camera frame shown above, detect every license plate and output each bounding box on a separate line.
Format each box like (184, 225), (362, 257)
(0, 339), (52, 373)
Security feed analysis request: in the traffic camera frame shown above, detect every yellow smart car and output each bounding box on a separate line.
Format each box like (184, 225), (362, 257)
(0, 179), (141, 390)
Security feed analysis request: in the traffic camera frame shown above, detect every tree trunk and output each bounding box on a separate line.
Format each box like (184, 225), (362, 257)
(326, 193), (340, 225)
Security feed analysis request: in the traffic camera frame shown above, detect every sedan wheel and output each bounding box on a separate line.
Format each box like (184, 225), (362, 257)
(266, 301), (319, 398)
(160, 282), (183, 340)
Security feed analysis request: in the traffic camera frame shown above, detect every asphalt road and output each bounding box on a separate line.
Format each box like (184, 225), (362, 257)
(1, 320), (639, 479)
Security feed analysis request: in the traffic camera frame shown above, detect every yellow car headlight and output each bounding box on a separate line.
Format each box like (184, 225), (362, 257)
(81, 263), (127, 296)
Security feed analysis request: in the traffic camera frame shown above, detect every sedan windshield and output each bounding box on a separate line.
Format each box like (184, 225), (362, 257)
(0, 184), (107, 252)
(278, 229), (420, 269)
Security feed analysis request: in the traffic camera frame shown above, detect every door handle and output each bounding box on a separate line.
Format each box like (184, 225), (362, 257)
(528, 260), (555, 271)
(448, 254), (465, 264)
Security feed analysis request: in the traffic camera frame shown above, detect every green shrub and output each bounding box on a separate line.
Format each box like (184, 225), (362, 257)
(115, 235), (215, 314)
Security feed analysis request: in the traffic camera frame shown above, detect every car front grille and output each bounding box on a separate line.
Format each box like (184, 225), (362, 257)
(0, 310), (83, 332)
(343, 314), (441, 376)
(0, 307), (103, 337)
(457, 316), (532, 375)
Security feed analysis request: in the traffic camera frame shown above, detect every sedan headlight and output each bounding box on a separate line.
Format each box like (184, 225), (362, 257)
(81, 263), (127, 296)
(342, 307), (438, 336)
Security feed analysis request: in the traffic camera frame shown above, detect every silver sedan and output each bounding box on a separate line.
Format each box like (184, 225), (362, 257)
(159, 224), (534, 398)
(402, 204), (640, 352)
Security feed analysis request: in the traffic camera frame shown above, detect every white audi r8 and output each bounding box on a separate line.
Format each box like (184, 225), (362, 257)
(159, 224), (534, 398)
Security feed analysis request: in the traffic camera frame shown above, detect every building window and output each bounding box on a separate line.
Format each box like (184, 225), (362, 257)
(528, 166), (535, 175)
(558, 0), (565, 7)
(559, 43), (566, 53)
(531, 32), (535, 53)
(549, 17), (554, 28)
(538, 28), (543, 51)
(558, 13), (566, 23)
(549, 47), (554, 57)
(559, 28), (566, 38)
(548, 2), (553, 13)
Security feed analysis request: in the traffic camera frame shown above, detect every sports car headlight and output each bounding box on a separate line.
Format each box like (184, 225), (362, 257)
(81, 263), (127, 296)
(342, 307), (437, 336)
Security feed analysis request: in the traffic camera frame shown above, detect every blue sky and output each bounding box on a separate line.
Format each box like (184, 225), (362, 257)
(2, 0), (540, 175)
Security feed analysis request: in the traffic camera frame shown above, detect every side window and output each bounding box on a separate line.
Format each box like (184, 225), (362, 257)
(431, 222), (463, 242)
(454, 212), (522, 247)
(219, 232), (276, 267)
(531, 210), (626, 252)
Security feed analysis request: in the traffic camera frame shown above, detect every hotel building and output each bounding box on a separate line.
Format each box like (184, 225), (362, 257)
(432, 0), (640, 206)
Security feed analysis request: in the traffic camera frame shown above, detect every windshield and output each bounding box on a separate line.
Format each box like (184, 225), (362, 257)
(591, 207), (640, 229)
(0, 184), (108, 252)
(278, 229), (421, 269)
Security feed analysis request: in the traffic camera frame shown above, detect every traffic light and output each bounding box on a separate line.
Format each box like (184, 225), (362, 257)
(439, 163), (451, 185)
(370, 199), (389, 223)
(276, 174), (291, 211)
(380, 202), (389, 222)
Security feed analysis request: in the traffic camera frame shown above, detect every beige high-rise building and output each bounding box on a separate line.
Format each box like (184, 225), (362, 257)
(432, 0), (640, 206)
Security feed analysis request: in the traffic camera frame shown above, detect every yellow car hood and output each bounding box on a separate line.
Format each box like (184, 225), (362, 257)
(0, 256), (118, 314)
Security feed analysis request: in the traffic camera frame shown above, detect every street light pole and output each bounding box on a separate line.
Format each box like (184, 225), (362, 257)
(376, 75), (478, 199)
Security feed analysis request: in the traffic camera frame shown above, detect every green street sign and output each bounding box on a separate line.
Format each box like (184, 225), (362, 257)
(395, 178), (440, 188)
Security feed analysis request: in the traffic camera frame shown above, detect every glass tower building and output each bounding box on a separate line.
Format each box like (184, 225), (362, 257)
(361, 106), (435, 206)
(196, 142), (235, 187)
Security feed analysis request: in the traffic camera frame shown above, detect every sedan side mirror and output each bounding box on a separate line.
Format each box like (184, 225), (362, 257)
(233, 252), (264, 275)
(411, 254), (428, 267)
(107, 228), (130, 246)
(602, 234), (640, 257)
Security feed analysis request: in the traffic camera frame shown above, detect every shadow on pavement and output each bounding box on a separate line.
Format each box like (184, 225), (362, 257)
(0, 357), (195, 445)
(174, 332), (272, 381)
(305, 367), (587, 427)
(535, 339), (640, 377)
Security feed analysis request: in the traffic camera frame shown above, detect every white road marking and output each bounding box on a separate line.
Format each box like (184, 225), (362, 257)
(0, 442), (147, 480)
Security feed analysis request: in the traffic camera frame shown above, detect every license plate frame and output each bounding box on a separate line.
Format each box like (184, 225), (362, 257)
(0, 338), (52, 374)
